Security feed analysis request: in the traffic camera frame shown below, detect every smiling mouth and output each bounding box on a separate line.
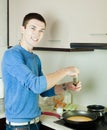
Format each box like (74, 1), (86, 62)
(31, 37), (38, 42)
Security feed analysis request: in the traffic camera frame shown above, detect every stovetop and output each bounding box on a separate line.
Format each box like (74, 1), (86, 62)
(54, 112), (107, 130)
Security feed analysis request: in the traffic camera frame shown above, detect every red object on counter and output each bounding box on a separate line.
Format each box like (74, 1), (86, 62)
(42, 111), (61, 119)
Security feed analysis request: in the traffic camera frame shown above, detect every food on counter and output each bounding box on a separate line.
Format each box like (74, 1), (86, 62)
(53, 94), (66, 109)
(55, 101), (66, 108)
(64, 104), (77, 111)
(67, 116), (92, 122)
(53, 94), (64, 103)
(53, 94), (78, 110)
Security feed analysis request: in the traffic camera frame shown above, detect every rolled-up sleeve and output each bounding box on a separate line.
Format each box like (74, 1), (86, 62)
(40, 86), (56, 97)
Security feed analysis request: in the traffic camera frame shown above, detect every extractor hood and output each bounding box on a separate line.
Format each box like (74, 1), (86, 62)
(70, 43), (107, 50)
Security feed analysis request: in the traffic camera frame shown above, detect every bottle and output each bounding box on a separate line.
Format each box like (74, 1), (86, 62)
(63, 90), (72, 104)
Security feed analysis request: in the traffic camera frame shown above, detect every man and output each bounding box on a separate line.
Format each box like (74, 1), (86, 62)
(2, 13), (81, 130)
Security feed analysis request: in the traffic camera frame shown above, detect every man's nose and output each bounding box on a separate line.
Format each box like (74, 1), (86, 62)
(34, 30), (40, 37)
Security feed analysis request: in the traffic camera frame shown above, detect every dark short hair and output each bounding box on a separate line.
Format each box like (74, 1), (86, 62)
(22, 13), (46, 28)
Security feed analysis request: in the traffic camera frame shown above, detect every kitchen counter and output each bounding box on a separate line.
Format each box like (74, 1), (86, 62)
(41, 112), (107, 130)
(1, 111), (107, 130)
(40, 104), (87, 130)
(40, 114), (72, 130)
(40, 102), (73, 130)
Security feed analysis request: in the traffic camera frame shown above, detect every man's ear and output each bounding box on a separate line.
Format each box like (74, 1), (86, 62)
(20, 26), (24, 34)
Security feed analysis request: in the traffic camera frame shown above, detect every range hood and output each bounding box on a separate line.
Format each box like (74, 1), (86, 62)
(70, 43), (107, 50)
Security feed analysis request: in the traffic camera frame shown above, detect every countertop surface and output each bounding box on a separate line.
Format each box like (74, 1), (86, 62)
(40, 103), (107, 130)
(40, 114), (72, 130)
(41, 112), (107, 130)
(1, 111), (107, 130)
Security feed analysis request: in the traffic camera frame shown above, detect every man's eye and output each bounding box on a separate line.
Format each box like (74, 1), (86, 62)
(40, 30), (43, 33)
(31, 27), (35, 30)
(40, 30), (45, 33)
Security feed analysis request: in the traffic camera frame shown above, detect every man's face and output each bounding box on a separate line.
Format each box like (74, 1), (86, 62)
(21, 19), (46, 48)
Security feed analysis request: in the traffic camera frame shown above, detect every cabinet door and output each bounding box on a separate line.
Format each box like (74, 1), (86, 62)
(0, 118), (6, 130)
(40, 124), (54, 130)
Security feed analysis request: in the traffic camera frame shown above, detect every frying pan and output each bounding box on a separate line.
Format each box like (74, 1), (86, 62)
(62, 110), (98, 128)
(42, 110), (98, 129)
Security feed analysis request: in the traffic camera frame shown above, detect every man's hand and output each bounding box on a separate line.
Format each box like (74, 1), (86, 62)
(66, 81), (82, 92)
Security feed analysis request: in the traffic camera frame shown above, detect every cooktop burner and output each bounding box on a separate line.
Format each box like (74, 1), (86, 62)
(54, 112), (107, 130)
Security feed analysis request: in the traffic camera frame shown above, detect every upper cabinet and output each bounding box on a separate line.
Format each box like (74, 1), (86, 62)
(8, 0), (107, 51)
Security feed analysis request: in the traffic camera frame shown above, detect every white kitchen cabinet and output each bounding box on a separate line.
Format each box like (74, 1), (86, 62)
(8, 0), (107, 48)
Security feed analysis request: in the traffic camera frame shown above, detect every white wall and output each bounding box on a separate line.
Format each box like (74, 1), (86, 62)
(0, 0), (7, 76)
(35, 50), (107, 107)
(0, 0), (7, 100)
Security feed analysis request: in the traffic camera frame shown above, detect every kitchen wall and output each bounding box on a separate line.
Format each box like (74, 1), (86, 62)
(36, 50), (107, 107)
(0, 0), (107, 108)
(0, 0), (7, 98)
(0, 0), (7, 76)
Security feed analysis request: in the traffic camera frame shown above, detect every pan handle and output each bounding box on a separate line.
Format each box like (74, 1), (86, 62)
(42, 111), (61, 119)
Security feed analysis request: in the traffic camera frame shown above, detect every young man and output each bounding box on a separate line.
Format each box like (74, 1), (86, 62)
(2, 13), (81, 130)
